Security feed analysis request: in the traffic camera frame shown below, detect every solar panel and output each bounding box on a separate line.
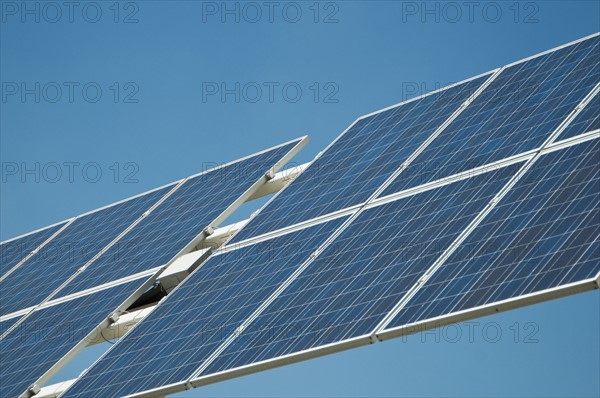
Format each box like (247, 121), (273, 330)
(381, 137), (600, 334)
(380, 34), (599, 196)
(0, 223), (66, 277)
(558, 93), (600, 141)
(229, 74), (491, 243)
(0, 186), (173, 317)
(0, 278), (145, 398)
(60, 217), (348, 398)
(0, 139), (305, 317)
(199, 162), (522, 379)
(55, 140), (303, 299)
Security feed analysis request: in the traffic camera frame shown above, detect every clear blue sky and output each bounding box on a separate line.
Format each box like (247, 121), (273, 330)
(1, 1), (599, 397)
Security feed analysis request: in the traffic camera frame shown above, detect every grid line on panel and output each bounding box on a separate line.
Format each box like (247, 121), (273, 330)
(558, 89), (600, 140)
(0, 220), (71, 281)
(383, 138), (600, 333)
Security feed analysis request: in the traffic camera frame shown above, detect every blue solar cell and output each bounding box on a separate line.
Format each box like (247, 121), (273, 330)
(0, 187), (172, 316)
(230, 75), (490, 242)
(0, 316), (21, 336)
(1, 223), (65, 277)
(387, 138), (600, 329)
(202, 163), (522, 377)
(382, 34), (599, 196)
(0, 279), (144, 398)
(558, 93), (600, 141)
(61, 218), (348, 398)
(56, 140), (301, 298)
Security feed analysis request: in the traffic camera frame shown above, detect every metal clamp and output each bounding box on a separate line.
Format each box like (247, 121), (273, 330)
(28, 384), (41, 395)
(108, 313), (120, 324)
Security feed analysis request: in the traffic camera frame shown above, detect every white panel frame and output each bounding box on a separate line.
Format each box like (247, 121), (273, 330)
(9, 137), (309, 398)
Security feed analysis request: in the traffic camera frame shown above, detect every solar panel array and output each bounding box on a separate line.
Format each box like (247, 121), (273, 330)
(1, 34), (599, 398)
(0, 139), (306, 398)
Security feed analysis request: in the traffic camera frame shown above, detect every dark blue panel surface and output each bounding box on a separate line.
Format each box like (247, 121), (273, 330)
(0, 187), (172, 316)
(203, 164), (521, 376)
(1, 223), (65, 277)
(61, 218), (347, 398)
(559, 93), (600, 140)
(382, 35), (599, 195)
(0, 316), (21, 336)
(231, 76), (489, 242)
(56, 140), (301, 298)
(0, 279), (143, 398)
(388, 138), (600, 329)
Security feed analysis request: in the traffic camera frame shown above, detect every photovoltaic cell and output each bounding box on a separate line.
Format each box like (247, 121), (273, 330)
(0, 278), (144, 398)
(387, 138), (600, 330)
(61, 218), (347, 398)
(202, 163), (521, 377)
(56, 140), (302, 298)
(0, 187), (172, 317)
(558, 93), (600, 141)
(0, 223), (65, 277)
(382, 34), (599, 196)
(230, 75), (490, 243)
(0, 316), (21, 336)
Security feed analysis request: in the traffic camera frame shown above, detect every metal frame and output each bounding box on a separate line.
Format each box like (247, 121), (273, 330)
(7, 137), (308, 398)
